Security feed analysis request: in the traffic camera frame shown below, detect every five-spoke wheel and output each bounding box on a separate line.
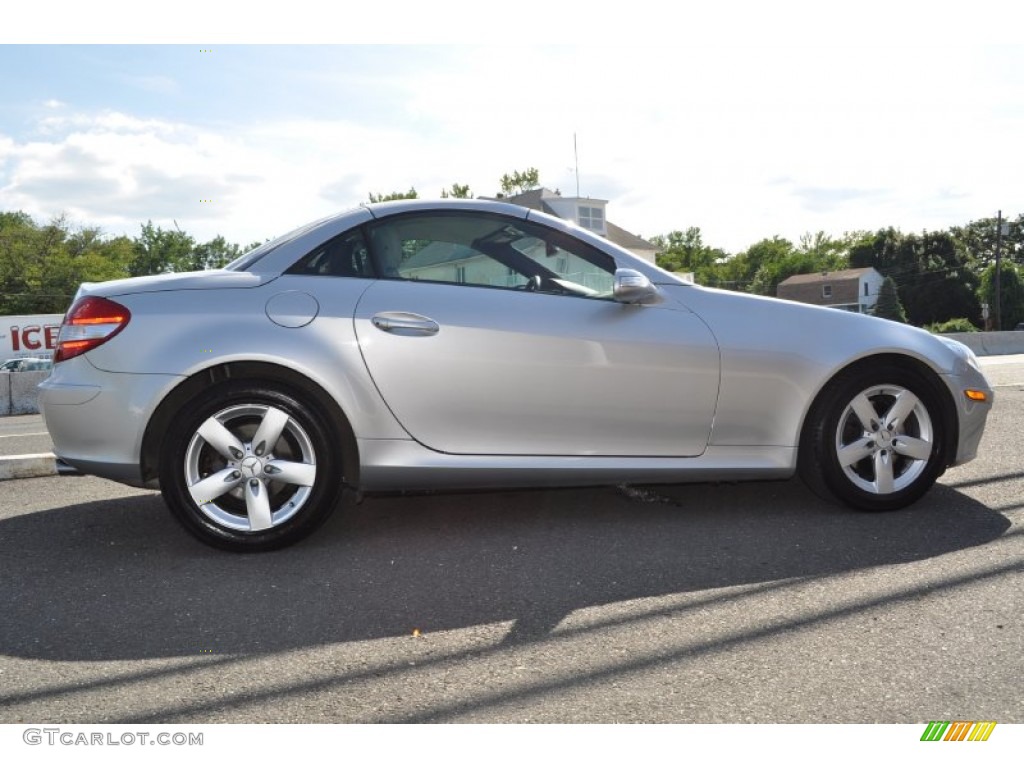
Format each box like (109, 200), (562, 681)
(801, 364), (945, 511)
(160, 382), (343, 550)
(184, 403), (317, 532)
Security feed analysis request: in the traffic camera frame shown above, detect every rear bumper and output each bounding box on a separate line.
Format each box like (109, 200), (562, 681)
(38, 355), (183, 487)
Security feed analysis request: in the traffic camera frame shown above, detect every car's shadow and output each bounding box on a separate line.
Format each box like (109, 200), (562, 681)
(0, 477), (1009, 662)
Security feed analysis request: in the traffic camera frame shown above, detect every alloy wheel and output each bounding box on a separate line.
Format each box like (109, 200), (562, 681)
(183, 404), (317, 532)
(833, 384), (934, 496)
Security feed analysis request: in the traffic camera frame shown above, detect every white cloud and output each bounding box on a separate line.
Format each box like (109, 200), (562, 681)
(0, 109), (505, 242)
(0, 112), (257, 237)
(2, 44), (1023, 253)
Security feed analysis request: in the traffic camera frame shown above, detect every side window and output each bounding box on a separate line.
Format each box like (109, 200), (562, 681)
(285, 230), (374, 278)
(508, 231), (615, 295)
(367, 214), (514, 287)
(366, 213), (616, 299)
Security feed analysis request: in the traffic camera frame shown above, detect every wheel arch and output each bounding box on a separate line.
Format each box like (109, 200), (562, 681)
(798, 353), (959, 471)
(141, 361), (360, 488)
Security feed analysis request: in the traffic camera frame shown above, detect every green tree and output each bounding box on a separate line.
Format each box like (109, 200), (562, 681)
(0, 211), (41, 313)
(905, 231), (980, 326)
(796, 230), (849, 272)
(0, 211), (279, 311)
(979, 262), (1024, 330)
(498, 168), (540, 197)
(740, 237), (803, 296)
(367, 187), (418, 203)
(0, 212), (135, 313)
(950, 214), (1024, 272)
(441, 183), (473, 199)
(47, 234), (132, 306)
(129, 221), (195, 276)
(180, 235), (247, 272)
(707, 251), (751, 290)
(850, 228), (979, 326)
(651, 227), (727, 285)
(873, 277), (907, 323)
(849, 227), (911, 275)
(748, 229), (855, 295)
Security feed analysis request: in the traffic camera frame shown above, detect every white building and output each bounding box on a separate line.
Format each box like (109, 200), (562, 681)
(488, 188), (658, 263)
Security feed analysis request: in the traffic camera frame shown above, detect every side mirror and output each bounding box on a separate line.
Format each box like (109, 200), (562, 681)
(613, 268), (662, 305)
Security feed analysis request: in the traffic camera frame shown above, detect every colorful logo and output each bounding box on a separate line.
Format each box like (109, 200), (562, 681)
(920, 721), (996, 741)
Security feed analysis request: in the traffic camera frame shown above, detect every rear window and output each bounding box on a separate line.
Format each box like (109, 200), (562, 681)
(224, 240), (282, 272)
(224, 215), (340, 272)
(284, 230), (374, 278)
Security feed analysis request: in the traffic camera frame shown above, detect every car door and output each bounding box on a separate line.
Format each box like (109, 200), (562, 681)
(353, 211), (720, 457)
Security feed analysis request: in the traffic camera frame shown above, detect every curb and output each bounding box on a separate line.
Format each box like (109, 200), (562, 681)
(0, 453), (58, 481)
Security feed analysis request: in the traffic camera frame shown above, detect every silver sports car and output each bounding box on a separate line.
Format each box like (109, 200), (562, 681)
(39, 199), (994, 551)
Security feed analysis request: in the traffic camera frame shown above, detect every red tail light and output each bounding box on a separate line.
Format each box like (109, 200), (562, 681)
(54, 296), (132, 363)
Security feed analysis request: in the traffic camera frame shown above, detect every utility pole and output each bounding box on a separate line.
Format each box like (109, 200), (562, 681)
(573, 133), (580, 197)
(994, 210), (1003, 331)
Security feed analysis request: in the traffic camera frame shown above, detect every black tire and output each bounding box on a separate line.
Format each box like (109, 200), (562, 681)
(799, 363), (946, 511)
(159, 381), (346, 551)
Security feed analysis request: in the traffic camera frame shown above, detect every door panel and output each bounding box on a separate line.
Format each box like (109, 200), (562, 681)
(354, 280), (720, 456)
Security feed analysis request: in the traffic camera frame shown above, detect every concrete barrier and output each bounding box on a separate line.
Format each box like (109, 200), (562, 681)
(941, 331), (1024, 357)
(10, 371), (49, 415)
(1, 371), (50, 416)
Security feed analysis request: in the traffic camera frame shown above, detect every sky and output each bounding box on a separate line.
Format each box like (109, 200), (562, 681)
(2, 5), (1023, 254)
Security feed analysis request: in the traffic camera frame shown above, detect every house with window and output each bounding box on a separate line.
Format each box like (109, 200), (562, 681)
(776, 267), (884, 314)
(486, 188), (658, 263)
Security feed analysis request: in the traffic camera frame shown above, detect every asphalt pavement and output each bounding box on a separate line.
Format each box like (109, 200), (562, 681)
(0, 414), (51, 456)
(978, 352), (1024, 386)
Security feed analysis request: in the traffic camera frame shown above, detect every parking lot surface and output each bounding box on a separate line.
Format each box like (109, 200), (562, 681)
(0, 364), (1021, 723)
(0, 414), (51, 457)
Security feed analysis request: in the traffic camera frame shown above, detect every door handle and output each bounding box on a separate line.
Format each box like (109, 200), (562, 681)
(371, 312), (440, 336)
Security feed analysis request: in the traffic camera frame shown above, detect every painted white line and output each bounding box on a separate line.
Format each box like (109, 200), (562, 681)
(0, 432), (49, 439)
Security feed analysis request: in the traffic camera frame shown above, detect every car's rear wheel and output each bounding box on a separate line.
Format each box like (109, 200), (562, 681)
(800, 364), (946, 511)
(159, 382), (344, 551)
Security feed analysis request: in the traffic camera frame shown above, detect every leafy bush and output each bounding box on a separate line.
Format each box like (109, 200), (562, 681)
(926, 318), (978, 333)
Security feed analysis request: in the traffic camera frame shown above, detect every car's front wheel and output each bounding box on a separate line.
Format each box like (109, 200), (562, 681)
(800, 364), (947, 511)
(159, 382), (345, 551)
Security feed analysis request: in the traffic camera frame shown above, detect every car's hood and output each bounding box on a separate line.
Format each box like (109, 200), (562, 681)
(77, 270), (276, 299)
